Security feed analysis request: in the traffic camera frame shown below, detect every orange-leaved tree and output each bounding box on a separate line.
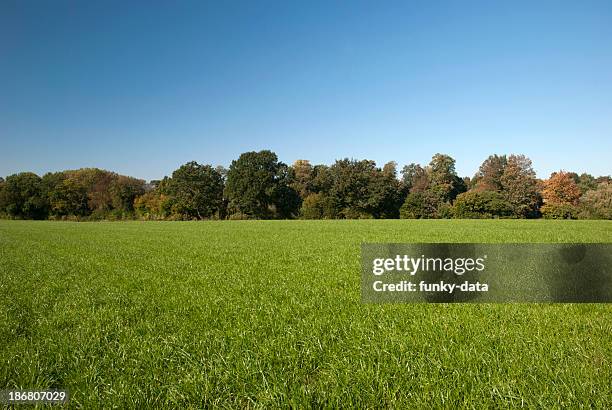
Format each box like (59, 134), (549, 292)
(542, 171), (581, 205)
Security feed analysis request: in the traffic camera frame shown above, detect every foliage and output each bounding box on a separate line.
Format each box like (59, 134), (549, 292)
(164, 161), (223, 219)
(541, 203), (579, 219)
(398, 154), (465, 219)
(289, 160), (314, 198)
(368, 161), (403, 218)
(500, 154), (541, 218)
(134, 191), (172, 220)
(579, 182), (612, 219)
(1, 151), (610, 220)
(326, 159), (378, 218)
(400, 163), (428, 193)
(472, 154), (507, 192)
(542, 171), (581, 206)
(0, 172), (47, 219)
(225, 150), (299, 219)
(427, 153), (466, 202)
(299, 193), (325, 219)
(400, 191), (441, 219)
(568, 172), (598, 195)
(110, 175), (146, 214)
(314, 159), (403, 219)
(48, 175), (89, 217)
(453, 191), (514, 219)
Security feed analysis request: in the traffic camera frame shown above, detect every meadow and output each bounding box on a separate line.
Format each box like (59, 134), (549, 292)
(1, 220), (611, 408)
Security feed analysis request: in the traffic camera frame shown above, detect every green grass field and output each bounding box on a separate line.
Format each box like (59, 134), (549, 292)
(1, 220), (611, 408)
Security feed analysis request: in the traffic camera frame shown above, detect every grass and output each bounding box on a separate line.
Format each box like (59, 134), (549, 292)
(0, 219), (611, 408)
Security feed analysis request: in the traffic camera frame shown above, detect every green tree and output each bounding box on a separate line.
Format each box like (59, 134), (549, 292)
(47, 174), (89, 217)
(0, 172), (48, 219)
(225, 151), (298, 219)
(300, 192), (325, 219)
(399, 191), (441, 219)
(472, 154), (507, 192)
(166, 161), (224, 219)
(500, 154), (541, 218)
(289, 160), (314, 198)
(326, 159), (377, 218)
(453, 191), (513, 219)
(541, 203), (579, 219)
(427, 153), (466, 202)
(568, 172), (598, 195)
(368, 161), (403, 218)
(310, 165), (334, 195)
(134, 191), (172, 220)
(271, 164), (302, 219)
(109, 175), (146, 215)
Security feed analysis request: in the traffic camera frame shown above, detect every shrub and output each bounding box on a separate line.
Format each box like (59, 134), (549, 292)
(453, 191), (513, 219)
(436, 202), (454, 219)
(228, 212), (252, 220)
(300, 193), (325, 219)
(400, 192), (440, 219)
(342, 207), (374, 219)
(134, 192), (172, 220)
(541, 203), (579, 219)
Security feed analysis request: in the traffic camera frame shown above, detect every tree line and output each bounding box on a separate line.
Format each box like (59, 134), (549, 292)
(0, 150), (610, 221)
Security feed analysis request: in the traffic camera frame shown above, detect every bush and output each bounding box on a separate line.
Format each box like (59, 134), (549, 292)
(342, 207), (374, 219)
(453, 191), (513, 219)
(400, 192), (440, 219)
(228, 212), (252, 220)
(436, 202), (454, 219)
(300, 193), (325, 219)
(541, 203), (579, 219)
(134, 192), (172, 220)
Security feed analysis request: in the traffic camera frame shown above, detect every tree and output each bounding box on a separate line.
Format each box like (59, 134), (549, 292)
(500, 154), (540, 218)
(310, 165), (334, 195)
(0, 172), (48, 219)
(289, 160), (314, 198)
(87, 170), (116, 213)
(472, 154), (507, 192)
(567, 172), (598, 195)
(48, 176), (89, 217)
(109, 175), (146, 214)
(134, 191), (172, 220)
(400, 163), (428, 194)
(271, 164), (302, 219)
(326, 159), (375, 218)
(542, 171), (581, 206)
(225, 150), (298, 219)
(427, 153), (466, 202)
(453, 191), (513, 219)
(368, 161), (403, 218)
(579, 182), (612, 219)
(300, 192), (325, 219)
(325, 158), (400, 219)
(399, 191), (441, 219)
(39, 168), (146, 219)
(165, 161), (224, 219)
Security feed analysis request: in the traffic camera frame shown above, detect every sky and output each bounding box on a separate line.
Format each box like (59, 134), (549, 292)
(1, 0), (611, 181)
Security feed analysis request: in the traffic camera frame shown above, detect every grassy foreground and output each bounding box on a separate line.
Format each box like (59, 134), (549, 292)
(1, 220), (611, 408)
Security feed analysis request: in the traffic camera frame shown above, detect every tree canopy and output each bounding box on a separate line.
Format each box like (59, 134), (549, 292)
(1, 151), (610, 220)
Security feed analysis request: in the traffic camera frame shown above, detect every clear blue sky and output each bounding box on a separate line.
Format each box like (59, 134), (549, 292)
(1, 0), (611, 181)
